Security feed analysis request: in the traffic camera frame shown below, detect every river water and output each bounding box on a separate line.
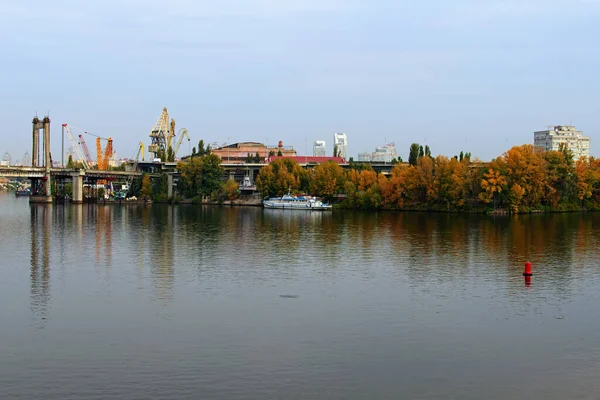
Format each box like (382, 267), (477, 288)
(1, 193), (600, 399)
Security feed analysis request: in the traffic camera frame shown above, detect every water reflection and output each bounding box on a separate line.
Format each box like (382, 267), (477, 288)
(148, 206), (175, 302)
(7, 197), (600, 400)
(30, 205), (51, 323)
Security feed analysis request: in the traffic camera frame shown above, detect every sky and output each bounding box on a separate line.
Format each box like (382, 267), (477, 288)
(1, 0), (599, 162)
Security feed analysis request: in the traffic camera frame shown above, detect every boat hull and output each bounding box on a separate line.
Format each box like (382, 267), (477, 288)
(263, 200), (332, 210)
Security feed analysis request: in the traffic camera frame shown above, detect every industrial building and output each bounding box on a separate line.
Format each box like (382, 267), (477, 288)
(333, 133), (348, 160)
(313, 141), (326, 157)
(358, 143), (398, 163)
(534, 125), (590, 159)
(211, 141), (297, 164)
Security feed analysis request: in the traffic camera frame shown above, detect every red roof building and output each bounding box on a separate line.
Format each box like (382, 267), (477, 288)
(268, 156), (346, 164)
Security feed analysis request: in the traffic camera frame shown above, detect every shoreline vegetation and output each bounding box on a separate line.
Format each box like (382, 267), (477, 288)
(58, 141), (600, 215)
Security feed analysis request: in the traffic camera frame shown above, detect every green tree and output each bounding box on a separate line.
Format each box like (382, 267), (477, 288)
(408, 143), (420, 166)
(419, 145), (424, 158)
(66, 154), (74, 168)
(254, 152), (261, 163)
(245, 152), (253, 163)
(177, 154), (225, 198)
(425, 145), (431, 158)
(167, 146), (175, 162)
(277, 149), (283, 157)
(198, 140), (206, 156)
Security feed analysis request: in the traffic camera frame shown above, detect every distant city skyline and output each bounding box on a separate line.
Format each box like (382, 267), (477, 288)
(2, 0), (599, 162)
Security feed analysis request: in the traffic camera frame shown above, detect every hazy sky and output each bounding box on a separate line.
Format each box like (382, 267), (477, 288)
(1, 0), (599, 162)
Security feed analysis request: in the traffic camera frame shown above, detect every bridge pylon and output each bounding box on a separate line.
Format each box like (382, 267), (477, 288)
(30, 116), (52, 203)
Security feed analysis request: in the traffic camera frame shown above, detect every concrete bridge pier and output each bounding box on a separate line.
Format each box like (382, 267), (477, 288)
(167, 173), (173, 198)
(71, 171), (85, 204)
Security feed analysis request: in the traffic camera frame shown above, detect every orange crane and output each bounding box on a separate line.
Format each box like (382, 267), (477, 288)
(83, 131), (114, 170)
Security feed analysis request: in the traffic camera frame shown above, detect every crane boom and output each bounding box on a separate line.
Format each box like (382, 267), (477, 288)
(96, 138), (103, 170)
(62, 124), (89, 169)
(103, 138), (113, 170)
(78, 134), (94, 165)
(173, 128), (190, 156)
(168, 118), (176, 151)
(148, 107), (169, 156)
(125, 142), (144, 195)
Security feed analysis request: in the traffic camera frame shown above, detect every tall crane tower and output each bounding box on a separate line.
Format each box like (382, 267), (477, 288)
(148, 107), (171, 159)
(148, 107), (187, 161)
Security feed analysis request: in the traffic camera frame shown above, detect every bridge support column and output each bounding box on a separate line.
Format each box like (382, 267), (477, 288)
(71, 171), (85, 204)
(167, 173), (173, 199)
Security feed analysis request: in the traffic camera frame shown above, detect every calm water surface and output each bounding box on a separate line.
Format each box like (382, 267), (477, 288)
(1, 193), (600, 399)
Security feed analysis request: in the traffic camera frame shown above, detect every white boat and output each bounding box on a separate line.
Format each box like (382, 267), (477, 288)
(263, 193), (332, 210)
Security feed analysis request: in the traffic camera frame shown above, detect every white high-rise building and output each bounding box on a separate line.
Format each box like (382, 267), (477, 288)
(534, 125), (590, 159)
(22, 152), (31, 166)
(358, 143), (398, 162)
(2, 152), (12, 166)
(313, 140), (326, 157)
(333, 132), (348, 159)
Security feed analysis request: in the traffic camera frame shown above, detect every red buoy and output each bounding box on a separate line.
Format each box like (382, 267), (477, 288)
(523, 261), (532, 277)
(524, 275), (532, 286)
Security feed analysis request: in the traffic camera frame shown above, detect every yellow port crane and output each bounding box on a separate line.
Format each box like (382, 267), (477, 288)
(173, 128), (190, 158)
(148, 107), (186, 161)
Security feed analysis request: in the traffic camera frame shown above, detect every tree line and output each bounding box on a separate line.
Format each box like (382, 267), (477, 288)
(255, 143), (600, 213)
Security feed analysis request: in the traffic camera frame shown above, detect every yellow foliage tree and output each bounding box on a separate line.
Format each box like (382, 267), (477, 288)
(310, 161), (345, 202)
(479, 168), (507, 208)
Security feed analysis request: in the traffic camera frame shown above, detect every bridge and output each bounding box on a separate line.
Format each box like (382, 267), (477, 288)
(0, 165), (142, 203)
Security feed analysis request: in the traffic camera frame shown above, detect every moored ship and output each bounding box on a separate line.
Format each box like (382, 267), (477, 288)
(15, 188), (31, 197)
(263, 193), (332, 210)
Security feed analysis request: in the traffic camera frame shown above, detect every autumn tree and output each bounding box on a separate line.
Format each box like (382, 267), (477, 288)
(222, 178), (240, 200)
(574, 157), (595, 208)
(479, 168), (507, 209)
(500, 145), (546, 211)
(256, 158), (307, 197)
(309, 161), (345, 202)
(379, 164), (408, 208)
(140, 174), (152, 199)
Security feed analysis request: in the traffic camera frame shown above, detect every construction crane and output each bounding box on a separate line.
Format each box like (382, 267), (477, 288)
(123, 142), (144, 197)
(148, 107), (170, 158)
(148, 107), (185, 161)
(78, 134), (94, 166)
(82, 131), (113, 170)
(62, 124), (90, 169)
(169, 118), (176, 151)
(173, 128), (190, 157)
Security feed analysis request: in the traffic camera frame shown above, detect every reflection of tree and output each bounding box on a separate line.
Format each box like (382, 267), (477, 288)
(30, 205), (51, 323)
(148, 206), (175, 303)
(94, 206), (113, 274)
